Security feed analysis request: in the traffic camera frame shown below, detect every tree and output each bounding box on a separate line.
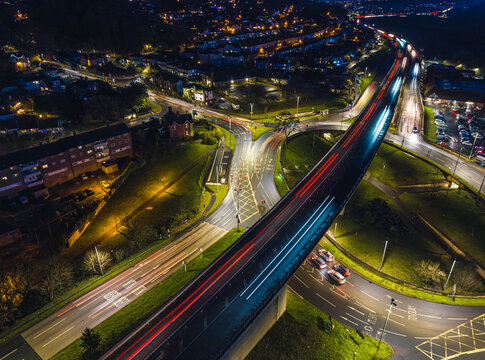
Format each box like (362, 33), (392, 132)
(275, 111), (300, 140)
(40, 260), (73, 301)
(80, 328), (101, 359)
(0, 270), (27, 329)
(83, 249), (112, 275)
(122, 221), (157, 252)
(454, 270), (481, 293)
(415, 260), (446, 288)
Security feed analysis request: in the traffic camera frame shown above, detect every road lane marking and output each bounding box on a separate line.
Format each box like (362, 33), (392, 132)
(347, 306), (365, 316)
(448, 317), (467, 321)
(340, 316), (358, 327)
(415, 336), (435, 340)
(360, 290), (380, 302)
(316, 293), (336, 308)
(78, 295), (102, 310)
(378, 328), (407, 337)
(355, 301), (376, 313)
(346, 312), (368, 324)
(42, 326), (74, 347)
(294, 275), (309, 288)
(419, 314), (441, 320)
(382, 315), (406, 327)
(33, 318), (66, 339)
(0, 349), (17, 360)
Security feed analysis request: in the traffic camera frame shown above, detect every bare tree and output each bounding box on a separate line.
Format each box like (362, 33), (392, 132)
(83, 249), (112, 275)
(275, 111), (300, 140)
(40, 260), (73, 301)
(415, 259), (446, 288)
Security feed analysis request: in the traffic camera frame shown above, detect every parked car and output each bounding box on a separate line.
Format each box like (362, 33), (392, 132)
(328, 270), (346, 285)
(436, 141), (447, 146)
(100, 180), (110, 188)
(78, 173), (88, 181)
(319, 249), (335, 262)
(76, 191), (87, 201)
(19, 195), (29, 204)
(334, 264), (351, 277)
(85, 188), (95, 196)
(462, 141), (473, 147)
(412, 126), (418, 134)
(311, 256), (327, 269)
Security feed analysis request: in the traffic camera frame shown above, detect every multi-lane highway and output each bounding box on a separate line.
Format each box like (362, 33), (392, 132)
(101, 45), (410, 359)
(1, 38), (483, 360)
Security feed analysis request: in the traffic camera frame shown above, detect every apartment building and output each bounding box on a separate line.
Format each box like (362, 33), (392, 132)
(0, 124), (133, 199)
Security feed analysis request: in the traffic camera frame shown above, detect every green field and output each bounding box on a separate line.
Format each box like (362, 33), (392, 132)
(66, 143), (215, 257)
(367, 143), (445, 187)
(280, 133), (333, 189)
(217, 125), (236, 151)
(359, 75), (373, 94)
(51, 229), (244, 360)
(333, 180), (451, 284)
(400, 191), (485, 266)
(251, 126), (272, 141)
(423, 106), (436, 143)
(247, 292), (393, 360)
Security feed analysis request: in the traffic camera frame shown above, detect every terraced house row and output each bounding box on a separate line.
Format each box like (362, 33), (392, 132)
(0, 123), (133, 199)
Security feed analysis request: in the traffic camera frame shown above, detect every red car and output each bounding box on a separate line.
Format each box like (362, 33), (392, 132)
(436, 141), (447, 147)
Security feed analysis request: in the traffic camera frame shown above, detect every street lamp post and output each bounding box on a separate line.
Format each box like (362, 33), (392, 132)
(450, 145), (463, 186)
(250, 103), (254, 123)
(380, 240), (388, 270)
(296, 96), (300, 117)
(444, 259), (456, 291)
(94, 244), (104, 275)
(469, 133), (479, 161)
(378, 298), (397, 352)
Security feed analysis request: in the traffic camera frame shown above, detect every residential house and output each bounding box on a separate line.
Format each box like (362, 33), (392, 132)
(162, 107), (193, 138)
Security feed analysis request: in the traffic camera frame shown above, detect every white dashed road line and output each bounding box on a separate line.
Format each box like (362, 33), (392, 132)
(0, 349), (17, 360)
(316, 293), (336, 308)
(33, 318), (66, 339)
(42, 326), (74, 347)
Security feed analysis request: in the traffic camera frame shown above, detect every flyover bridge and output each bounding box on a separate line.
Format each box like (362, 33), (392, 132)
(103, 44), (411, 360)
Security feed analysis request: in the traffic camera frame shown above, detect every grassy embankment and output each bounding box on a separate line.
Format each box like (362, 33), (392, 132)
(66, 143), (216, 257)
(423, 106), (436, 143)
(51, 229), (244, 360)
(247, 292), (393, 360)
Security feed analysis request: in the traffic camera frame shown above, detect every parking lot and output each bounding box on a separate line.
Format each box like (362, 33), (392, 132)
(429, 103), (485, 156)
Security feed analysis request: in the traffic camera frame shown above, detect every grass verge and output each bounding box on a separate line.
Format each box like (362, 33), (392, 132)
(367, 143), (445, 187)
(360, 75), (373, 94)
(206, 184), (229, 216)
(247, 292), (393, 360)
(51, 228), (245, 360)
(274, 147), (289, 197)
(400, 191), (485, 266)
(423, 106), (436, 143)
(250, 126), (272, 141)
(217, 126), (236, 151)
(280, 133), (332, 189)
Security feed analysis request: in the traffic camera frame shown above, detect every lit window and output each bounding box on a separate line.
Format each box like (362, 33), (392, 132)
(2, 176), (7, 180)
(42, 164), (48, 169)
(87, 150), (93, 154)
(13, 173), (18, 178)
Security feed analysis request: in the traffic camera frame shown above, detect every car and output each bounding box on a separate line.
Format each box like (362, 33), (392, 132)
(319, 249), (335, 262)
(436, 141), (447, 146)
(19, 195), (29, 204)
(436, 136), (448, 142)
(462, 141), (473, 147)
(476, 149), (485, 155)
(311, 256), (327, 269)
(334, 264), (351, 277)
(84, 188), (95, 196)
(100, 180), (110, 188)
(76, 191), (87, 201)
(412, 126), (418, 134)
(328, 270), (346, 285)
(78, 173), (88, 181)
(472, 133), (484, 140)
(475, 145), (485, 150)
